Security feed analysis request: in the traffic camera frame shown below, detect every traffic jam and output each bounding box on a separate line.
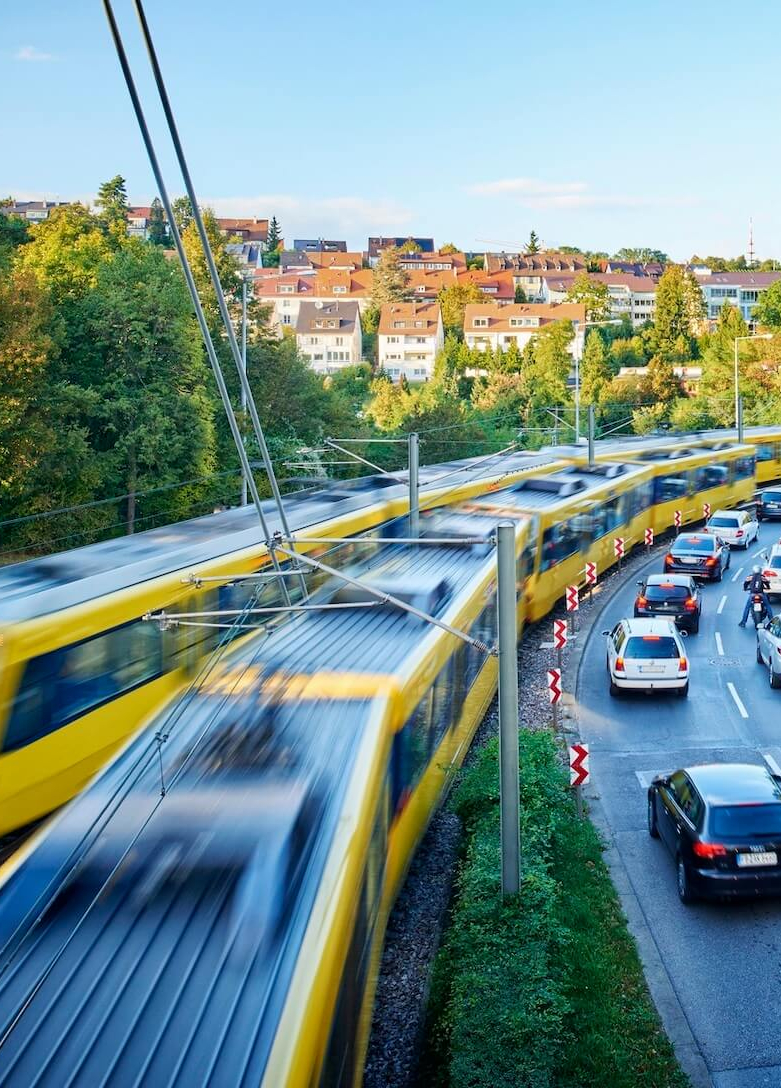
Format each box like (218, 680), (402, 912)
(573, 487), (781, 1084)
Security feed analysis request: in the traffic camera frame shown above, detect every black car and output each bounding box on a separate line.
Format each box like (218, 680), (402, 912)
(757, 488), (781, 521)
(663, 532), (730, 581)
(634, 574), (701, 632)
(648, 763), (781, 903)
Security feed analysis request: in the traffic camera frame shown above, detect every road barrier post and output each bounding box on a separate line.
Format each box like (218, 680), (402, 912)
(547, 667), (562, 730)
(497, 522), (521, 897)
(553, 617), (567, 673)
(674, 509), (682, 534)
(703, 502), (711, 521)
(614, 536), (625, 570)
(585, 561), (597, 602)
(566, 584), (579, 632)
(569, 742), (589, 819)
(644, 527), (653, 554)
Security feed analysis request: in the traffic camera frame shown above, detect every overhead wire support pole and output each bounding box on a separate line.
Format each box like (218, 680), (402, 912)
(408, 432), (420, 538)
(588, 404), (595, 467)
(131, 0), (306, 602)
(100, 0), (292, 606)
(240, 274), (248, 506)
(497, 522), (521, 896)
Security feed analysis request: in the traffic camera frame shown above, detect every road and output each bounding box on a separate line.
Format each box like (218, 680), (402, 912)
(577, 538), (781, 1088)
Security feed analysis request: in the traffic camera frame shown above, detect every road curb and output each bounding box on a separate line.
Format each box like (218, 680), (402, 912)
(564, 548), (714, 1088)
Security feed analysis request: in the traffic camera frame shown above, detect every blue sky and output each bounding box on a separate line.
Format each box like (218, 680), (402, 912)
(3, 1), (780, 258)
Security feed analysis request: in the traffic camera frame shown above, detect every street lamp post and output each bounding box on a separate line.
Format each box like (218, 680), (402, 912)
(733, 332), (772, 431)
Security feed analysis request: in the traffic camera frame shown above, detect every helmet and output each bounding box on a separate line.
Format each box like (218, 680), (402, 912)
(753, 564), (761, 573)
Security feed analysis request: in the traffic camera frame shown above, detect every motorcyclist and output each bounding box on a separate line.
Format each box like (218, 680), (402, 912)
(738, 565), (773, 627)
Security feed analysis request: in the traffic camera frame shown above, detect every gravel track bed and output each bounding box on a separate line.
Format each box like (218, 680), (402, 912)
(363, 540), (668, 1088)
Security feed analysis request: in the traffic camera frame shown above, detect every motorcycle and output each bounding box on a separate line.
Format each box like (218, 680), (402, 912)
(751, 593), (770, 628)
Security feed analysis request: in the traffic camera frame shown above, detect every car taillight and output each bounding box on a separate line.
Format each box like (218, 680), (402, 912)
(615, 657), (625, 672)
(678, 657), (688, 672)
(636, 596), (648, 608)
(665, 553), (674, 566)
(693, 842), (727, 859)
(736, 529), (744, 537)
(684, 598), (697, 611)
(765, 570), (775, 579)
(705, 556), (717, 566)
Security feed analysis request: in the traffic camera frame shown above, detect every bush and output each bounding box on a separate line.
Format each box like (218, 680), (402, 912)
(419, 731), (688, 1088)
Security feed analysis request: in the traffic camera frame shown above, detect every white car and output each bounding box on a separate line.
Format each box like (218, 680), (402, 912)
(756, 615), (781, 689)
(760, 544), (781, 597)
(705, 509), (759, 548)
(603, 618), (689, 697)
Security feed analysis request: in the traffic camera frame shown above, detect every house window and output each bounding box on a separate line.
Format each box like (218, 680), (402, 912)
(472, 317), (488, 328)
(279, 285), (294, 294)
(414, 320), (424, 327)
(282, 315), (291, 325)
(335, 336), (344, 346)
(281, 299), (290, 308)
(392, 321), (405, 329)
(388, 336), (399, 343)
(333, 286), (347, 294)
(416, 337), (426, 344)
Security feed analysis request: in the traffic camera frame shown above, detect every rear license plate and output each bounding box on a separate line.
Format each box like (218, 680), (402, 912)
(736, 851), (777, 867)
(681, 557), (696, 564)
(639, 666), (664, 674)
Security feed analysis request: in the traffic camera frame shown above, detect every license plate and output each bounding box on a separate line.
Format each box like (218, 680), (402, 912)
(754, 603), (763, 611)
(639, 666), (664, 674)
(681, 557), (696, 564)
(736, 851), (777, 867)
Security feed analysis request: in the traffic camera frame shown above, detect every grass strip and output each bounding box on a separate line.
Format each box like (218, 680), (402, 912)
(418, 730), (689, 1088)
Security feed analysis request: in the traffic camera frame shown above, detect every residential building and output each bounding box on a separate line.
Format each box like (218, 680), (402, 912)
(1, 199), (69, 222)
(463, 302), (586, 357)
(225, 242), (265, 268)
(378, 301), (444, 381)
(367, 236), (435, 266)
(293, 239), (347, 252)
(127, 205), (152, 238)
(295, 300), (362, 373)
(216, 217), (269, 245)
(484, 251), (587, 300)
(602, 259), (664, 280)
(695, 271), (781, 324)
(459, 269), (516, 303)
(280, 249), (362, 273)
(616, 365), (702, 394)
(255, 269), (373, 333)
(397, 250), (466, 273)
(541, 272), (657, 326)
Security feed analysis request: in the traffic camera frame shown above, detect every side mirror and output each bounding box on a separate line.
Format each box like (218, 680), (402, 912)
(601, 630), (610, 636)
(764, 619), (773, 629)
(636, 580), (644, 587)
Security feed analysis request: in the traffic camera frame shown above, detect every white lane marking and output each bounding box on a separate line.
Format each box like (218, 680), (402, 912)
(717, 594), (727, 614)
(715, 631), (724, 656)
(732, 565), (745, 583)
(727, 682), (749, 719)
(762, 752), (781, 778)
(753, 547), (766, 557)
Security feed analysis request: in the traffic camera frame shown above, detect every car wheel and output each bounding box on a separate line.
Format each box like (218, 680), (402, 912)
(677, 681), (689, 698)
(677, 855), (696, 904)
(758, 641), (765, 665)
(609, 679), (621, 697)
(715, 566), (723, 582)
(770, 664), (781, 690)
(648, 793), (659, 838)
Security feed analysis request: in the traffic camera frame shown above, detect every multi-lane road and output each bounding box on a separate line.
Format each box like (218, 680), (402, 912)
(577, 540), (781, 1088)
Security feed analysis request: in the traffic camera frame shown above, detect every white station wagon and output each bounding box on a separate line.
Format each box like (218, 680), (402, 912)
(603, 618), (689, 697)
(705, 508), (759, 548)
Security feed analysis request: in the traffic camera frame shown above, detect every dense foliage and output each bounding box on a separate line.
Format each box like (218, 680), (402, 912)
(419, 732), (689, 1088)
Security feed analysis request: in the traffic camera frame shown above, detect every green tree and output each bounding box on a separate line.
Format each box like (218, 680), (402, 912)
(18, 204), (113, 311)
(522, 321), (574, 431)
(95, 174), (130, 239)
(438, 280), (485, 335)
(565, 272), (611, 321)
(526, 230), (541, 254)
(439, 242), (459, 255)
(753, 280), (781, 329)
(514, 284), (527, 303)
(147, 197), (168, 246)
(698, 302), (748, 421)
(266, 215), (282, 251)
(399, 238), (422, 254)
(181, 208), (243, 338)
(0, 208), (29, 269)
(652, 265), (702, 360)
(75, 242), (216, 532)
(640, 355), (682, 405)
(612, 247), (668, 263)
(580, 331), (610, 404)
(171, 196), (194, 234)
(371, 246), (409, 309)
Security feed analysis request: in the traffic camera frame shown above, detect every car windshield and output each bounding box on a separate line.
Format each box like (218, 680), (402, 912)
(769, 556), (781, 570)
(644, 584), (689, 601)
(624, 636), (679, 659)
(763, 491), (781, 502)
(673, 537), (714, 554)
(711, 804), (781, 838)
(708, 517), (738, 528)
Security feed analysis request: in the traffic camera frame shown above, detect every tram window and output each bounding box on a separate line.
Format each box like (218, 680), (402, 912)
(602, 495), (626, 535)
(629, 480), (653, 518)
(756, 444), (775, 462)
(540, 519), (579, 571)
(731, 456), (755, 481)
(465, 605), (493, 689)
(319, 881), (370, 1088)
(695, 464), (728, 490)
(4, 619), (164, 752)
(653, 473), (689, 503)
(431, 661), (455, 751)
(409, 691), (433, 782)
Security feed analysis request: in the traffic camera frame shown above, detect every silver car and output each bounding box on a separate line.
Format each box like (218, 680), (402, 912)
(756, 615), (781, 689)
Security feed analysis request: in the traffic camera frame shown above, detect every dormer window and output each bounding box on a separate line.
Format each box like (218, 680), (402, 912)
(473, 317), (489, 328)
(279, 284), (294, 294)
(333, 285), (347, 294)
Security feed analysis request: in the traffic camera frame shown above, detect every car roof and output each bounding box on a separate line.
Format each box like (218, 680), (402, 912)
(708, 509), (742, 519)
(770, 544), (781, 555)
(685, 763), (781, 804)
(621, 617), (679, 636)
(674, 532), (716, 545)
(644, 574), (694, 587)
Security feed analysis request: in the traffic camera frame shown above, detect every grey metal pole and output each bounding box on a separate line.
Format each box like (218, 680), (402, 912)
(734, 337), (740, 431)
(101, 0), (291, 604)
(132, 0), (303, 586)
(588, 404), (595, 468)
(241, 276), (248, 507)
(497, 522), (521, 897)
(574, 351), (581, 443)
(408, 432), (420, 537)
(738, 394), (744, 445)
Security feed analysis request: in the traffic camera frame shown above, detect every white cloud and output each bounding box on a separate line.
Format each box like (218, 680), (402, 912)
(14, 45), (54, 62)
(203, 193), (415, 239)
(466, 177), (698, 212)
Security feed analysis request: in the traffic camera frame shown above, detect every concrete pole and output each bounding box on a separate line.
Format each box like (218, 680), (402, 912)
(574, 351), (581, 443)
(734, 337), (740, 432)
(497, 522), (521, 896)
(408, 432), (420, 538)
(738, 394), (744, 445)
(588, 404), (595, 468)
(241, 276), (248, 507)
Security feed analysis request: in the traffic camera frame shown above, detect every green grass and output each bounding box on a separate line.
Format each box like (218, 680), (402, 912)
(418, 731), (689, 1088)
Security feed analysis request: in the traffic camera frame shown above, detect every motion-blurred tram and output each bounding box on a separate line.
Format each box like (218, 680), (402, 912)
(0, 428), (776, 1085)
